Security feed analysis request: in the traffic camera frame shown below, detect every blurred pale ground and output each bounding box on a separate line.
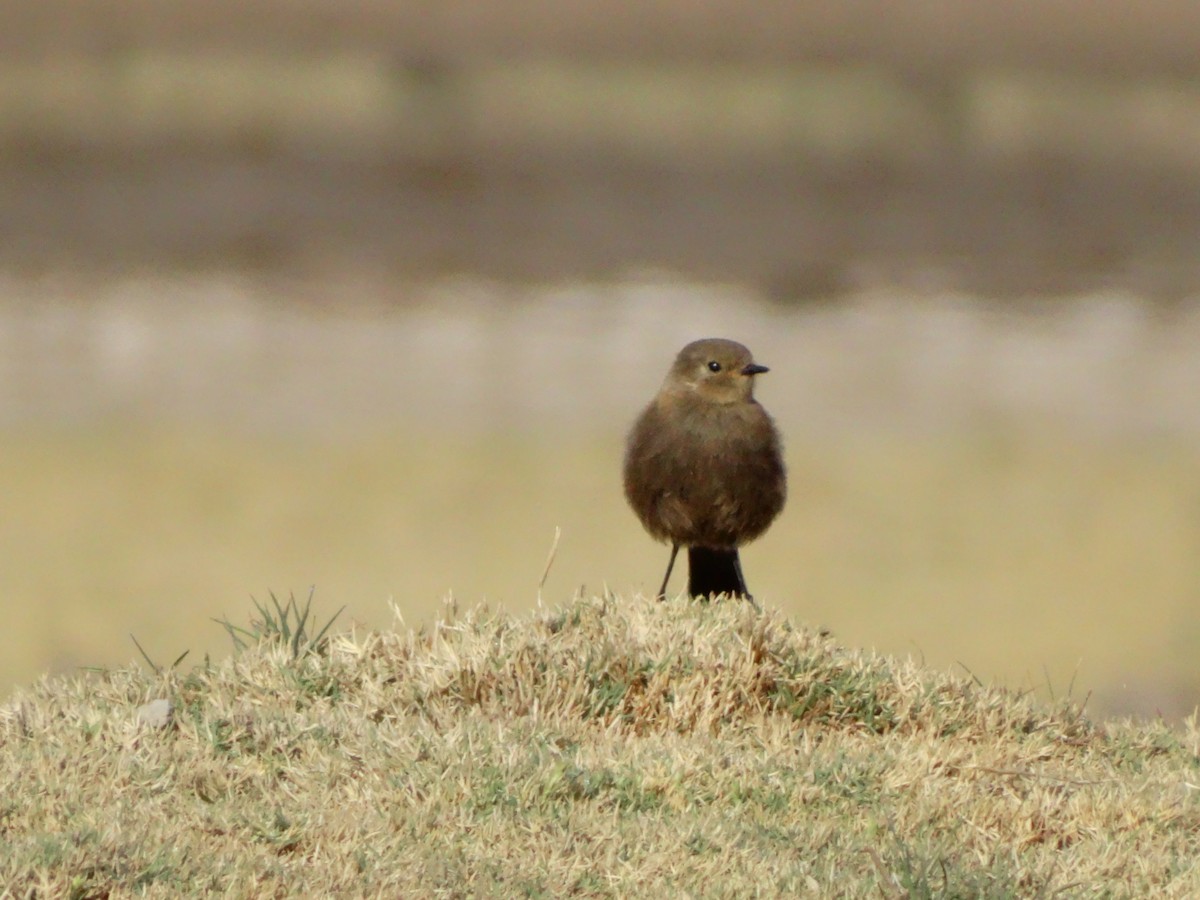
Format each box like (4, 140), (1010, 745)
(2, 1), (1200, 717)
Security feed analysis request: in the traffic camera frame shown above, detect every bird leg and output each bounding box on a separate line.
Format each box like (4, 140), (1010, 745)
(731, 553), (760, 609)
(656, 543), (680, 600)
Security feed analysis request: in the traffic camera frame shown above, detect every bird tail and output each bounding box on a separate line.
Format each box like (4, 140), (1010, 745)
(687, 547), (750, 600)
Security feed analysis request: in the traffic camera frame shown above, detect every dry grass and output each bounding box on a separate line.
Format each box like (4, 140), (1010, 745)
(3, 594), (1200, 896)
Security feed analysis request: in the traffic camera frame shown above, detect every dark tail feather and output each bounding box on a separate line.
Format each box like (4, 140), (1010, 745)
(687, 547), (750, 600)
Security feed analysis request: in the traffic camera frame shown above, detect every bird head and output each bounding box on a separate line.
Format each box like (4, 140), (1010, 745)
(665, 338), (768, 404)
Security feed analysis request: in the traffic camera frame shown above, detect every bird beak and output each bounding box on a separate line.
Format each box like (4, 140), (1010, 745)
(741, 363), (769, 376)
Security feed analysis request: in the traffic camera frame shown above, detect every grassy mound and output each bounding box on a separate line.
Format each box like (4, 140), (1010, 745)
(2, 595), (1199, 896)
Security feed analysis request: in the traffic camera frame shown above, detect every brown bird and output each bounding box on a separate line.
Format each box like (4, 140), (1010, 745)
(623, 338), (786, 601)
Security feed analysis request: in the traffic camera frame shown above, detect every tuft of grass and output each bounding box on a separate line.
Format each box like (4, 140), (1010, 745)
(3, 594), (1200, 895)
(215, 589), (344, 661)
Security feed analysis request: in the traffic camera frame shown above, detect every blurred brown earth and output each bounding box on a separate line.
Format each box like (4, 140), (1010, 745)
(7, 148), (1200, 300)
(3, 2), (1200, 296)
(9, 1), (1200, 76)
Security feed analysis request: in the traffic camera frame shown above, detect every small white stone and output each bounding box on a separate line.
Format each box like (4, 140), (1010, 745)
(136, 698), (173, 729)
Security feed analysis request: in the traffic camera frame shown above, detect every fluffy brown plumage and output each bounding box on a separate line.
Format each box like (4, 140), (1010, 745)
(623, 338), (786, 600)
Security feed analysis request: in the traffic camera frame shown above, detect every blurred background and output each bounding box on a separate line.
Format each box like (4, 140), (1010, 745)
(2, 1), (1199, 717)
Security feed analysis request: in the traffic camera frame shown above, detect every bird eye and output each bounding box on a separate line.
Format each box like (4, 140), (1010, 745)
(707, 361), (721, 372)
